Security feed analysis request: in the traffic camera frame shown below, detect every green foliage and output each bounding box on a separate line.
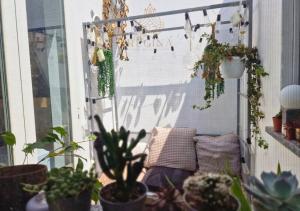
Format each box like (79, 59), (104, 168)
(97, 49), (115, 97)
(245, 171), (300, 211)
(231, 177), (251, 211)
(93, 115), (147, 202)
(0, 131), (16, 146)
(274, 110), (282, 118)
(24, 159), (101, 203)
(22, 127), (95, 164)
(192, 31), (269, 149)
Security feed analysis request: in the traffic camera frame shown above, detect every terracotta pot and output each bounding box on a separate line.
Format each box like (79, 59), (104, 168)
(0, 164), (47, 211)
(48, 189), (92, 211)
(100, 182), (148, 211)
(272, 117), (282, 133)
(286, 127), (296, 140)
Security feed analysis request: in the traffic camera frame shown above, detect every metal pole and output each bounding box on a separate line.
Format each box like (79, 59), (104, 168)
(82, 24), (95, 162)
(113, 21), (232, 37)
(83, 1), (246, 26)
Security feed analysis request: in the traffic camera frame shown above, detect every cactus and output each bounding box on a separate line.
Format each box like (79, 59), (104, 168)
(183, 173), (239, 211)
(93, 115), (147, 202)
(245, 171), (300, 211)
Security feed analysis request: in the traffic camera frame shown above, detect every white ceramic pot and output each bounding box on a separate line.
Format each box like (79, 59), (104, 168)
(280, 85), (300, 109)
(220, 56), (245, 79)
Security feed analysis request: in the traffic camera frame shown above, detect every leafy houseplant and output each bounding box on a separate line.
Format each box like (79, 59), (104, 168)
(24, 159), (101, 211)
(183, 173), (240, 211)
(245, 171), (300, 211)
(93, 115), (148, 211)
(192, 25), (269, 149)
(0, 128), (95, 211)
(273, 110), (282, 133)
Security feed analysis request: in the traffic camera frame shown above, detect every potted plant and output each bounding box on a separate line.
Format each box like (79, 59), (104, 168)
(93, 115), (148, 211)
(0, 127), (93, 211)
(245, 171), (300, 211)
(24, 159), (101, 211)
(285, 122), (296, 140)
(0, 132), (47, 211)
(192, 25), (269, 149)
(273, 110), (282, 133)
(183, 173), (240, 211)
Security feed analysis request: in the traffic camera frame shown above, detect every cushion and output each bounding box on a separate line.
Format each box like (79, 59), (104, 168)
(146, 127), (197, 171)
(142, 166), (193, 191)
(194, 133), (241, 176)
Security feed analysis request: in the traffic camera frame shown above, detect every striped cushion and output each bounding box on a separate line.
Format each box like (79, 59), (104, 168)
(194, 133), (241, 176)
(146, 127), (197, 171)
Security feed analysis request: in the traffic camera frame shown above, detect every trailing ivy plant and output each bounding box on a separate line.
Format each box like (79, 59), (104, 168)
(96, 49), (115, 97)
(192, 32), (269, 149)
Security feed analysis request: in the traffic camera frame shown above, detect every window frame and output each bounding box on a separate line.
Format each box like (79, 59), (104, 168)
(281, 0), (300, 87)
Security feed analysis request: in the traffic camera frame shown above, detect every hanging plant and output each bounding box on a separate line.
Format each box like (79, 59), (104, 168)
(192, 31), (269, 149)
(94, 48), (115, 97)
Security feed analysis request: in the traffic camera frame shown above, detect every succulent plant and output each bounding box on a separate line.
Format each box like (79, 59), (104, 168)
(183, 173), (239, 211)
(93, 115), (147, 202)
(245, 171), (300, 211)
(24, 159), (101, 203)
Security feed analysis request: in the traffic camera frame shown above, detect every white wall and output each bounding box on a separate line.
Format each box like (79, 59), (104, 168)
(252, 0), (300, 178)
(111, 0), (241, 135)
(64, 0), (102, 165)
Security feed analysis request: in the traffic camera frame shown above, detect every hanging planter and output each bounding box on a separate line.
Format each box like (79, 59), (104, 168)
(192, 28), (269, 149)
(220, 56), (245, 79)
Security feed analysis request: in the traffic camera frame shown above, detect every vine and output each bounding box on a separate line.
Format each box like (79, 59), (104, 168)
(192, 32), (269, 149)
(96, 49), (115, 97)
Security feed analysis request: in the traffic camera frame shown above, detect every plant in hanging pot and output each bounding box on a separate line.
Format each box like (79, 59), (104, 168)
(93, 115), (148, 211)
(183, 173), (240, 211)
(272, 110), (282, 133)
(24, 159), (101, 211)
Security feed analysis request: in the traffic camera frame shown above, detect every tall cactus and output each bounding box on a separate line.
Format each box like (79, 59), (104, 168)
(93, 115), (147, 202)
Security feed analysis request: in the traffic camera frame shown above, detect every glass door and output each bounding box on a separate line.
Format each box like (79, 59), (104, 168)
(26, 0), (72, 168)
(0, 7), (11, 165)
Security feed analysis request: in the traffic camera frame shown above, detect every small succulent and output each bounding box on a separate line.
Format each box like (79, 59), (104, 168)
(24, 159), (101, 203)
(274, 110), (282, 118)
(183, 173), (238, 211)
(245, 171), (300, 211)
(93, 115), (147, 202)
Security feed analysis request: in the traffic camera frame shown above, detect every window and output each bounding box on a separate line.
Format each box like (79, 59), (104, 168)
(26, 0), (72, 168)
(0, 9), (11, 165)
(281, 0), (300, 87)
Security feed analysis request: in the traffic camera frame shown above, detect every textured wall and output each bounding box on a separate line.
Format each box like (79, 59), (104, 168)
(252, 0), (300, 178)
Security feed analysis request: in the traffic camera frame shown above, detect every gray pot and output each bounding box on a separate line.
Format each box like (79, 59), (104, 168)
(100, 182), (147, 211)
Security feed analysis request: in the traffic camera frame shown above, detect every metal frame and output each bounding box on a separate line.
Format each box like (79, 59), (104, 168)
(0, 2), (13, 165)
(82, 1), (253, 177)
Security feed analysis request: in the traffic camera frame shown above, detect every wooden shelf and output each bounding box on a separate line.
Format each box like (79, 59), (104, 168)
(265, 127), (300, 157)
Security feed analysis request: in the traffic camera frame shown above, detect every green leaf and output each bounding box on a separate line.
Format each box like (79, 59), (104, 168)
(76, 159), (84, 172)
(0, 132), (16, 146)
(277, 162), (282, 175)
(231, 177), (251, 211)
(51, 126), (67, 137)
(91, 180), (102, 203)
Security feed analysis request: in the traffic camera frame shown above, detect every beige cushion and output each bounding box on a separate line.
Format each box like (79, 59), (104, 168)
(194, 133), (241, 176)
(146, 127), (197, 171)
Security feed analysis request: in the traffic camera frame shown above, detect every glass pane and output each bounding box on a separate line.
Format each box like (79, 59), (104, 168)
(26, 0), (72, 168)
(0, 9), (10, 165)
